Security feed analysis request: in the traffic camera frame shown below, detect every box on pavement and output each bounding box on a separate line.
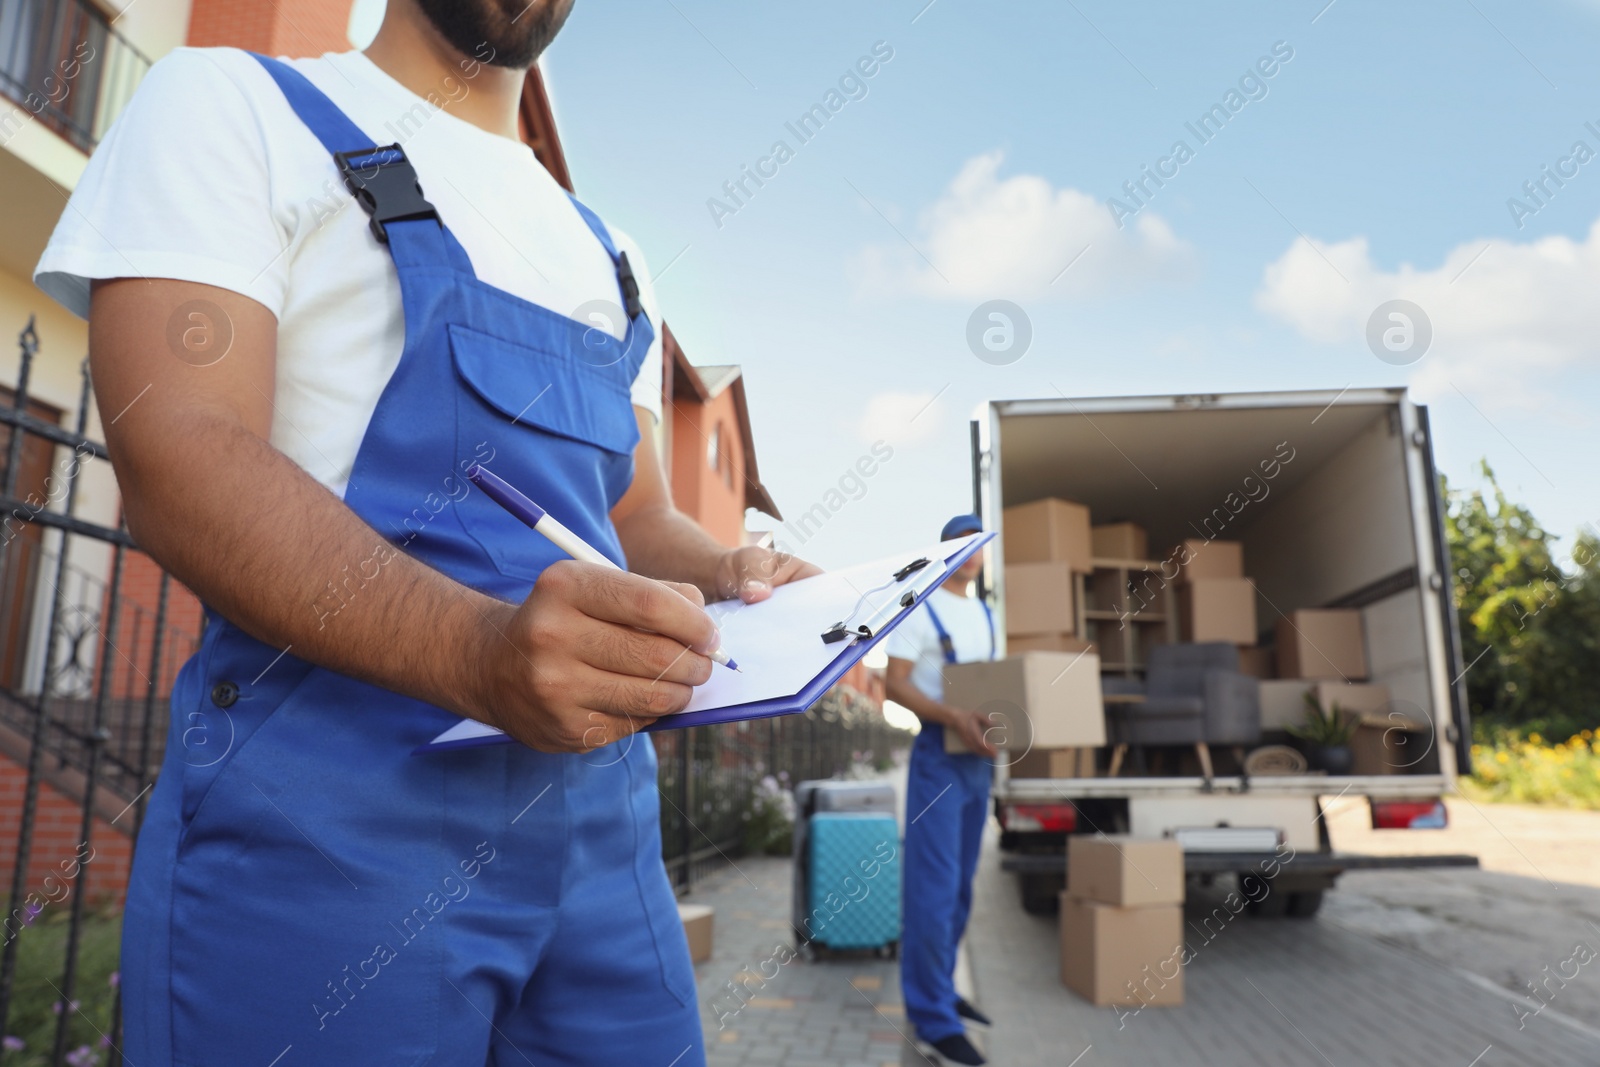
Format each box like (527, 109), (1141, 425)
(1238, 646), (1275, 679)
(1059, 894), (1184, 1007)
(678, 903), (713, 963)
(1003, 562), (1076, 636)
(1067, 836), (1184, 907)
(1003, 498), (1093, 573)
(1007, 633), (1096, 655)
(1168, 539), (1244, 582)
(1008, 746), (1098, 779)
(1178, 577), (1258, 645)
(1276, 609), (1368, 680)
(1091, 522), (1148, 561)
(943, 652), (1106, 754)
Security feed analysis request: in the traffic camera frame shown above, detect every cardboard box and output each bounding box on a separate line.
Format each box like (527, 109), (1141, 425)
(1007, 633), (1096, 655)
(678, 903), (713, 963)
(1276, 609), (1367, 681)
(1003, 498), (1093, 573)
(1178, 577), (1258, 645)
(1238, 646), (1275, 679)
(1091, 522), (1148, 561)
(1351, 719), (1428, 775)
(1258, 680), (1314, 731)
(1168, 539), (1244, 582)
(1008, 746), (1098, 779)
(1309, 681), (1393, 721)
(1307, 682), (1426, 775)
(1003, 562), (1076, 636)
(1059, 894), (1184, 1007)
(1068, 836), (1184, 907)
(944, 652), (1107, 754)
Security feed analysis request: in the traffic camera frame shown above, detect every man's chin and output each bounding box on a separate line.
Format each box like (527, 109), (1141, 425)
(415, 0), (575, 70)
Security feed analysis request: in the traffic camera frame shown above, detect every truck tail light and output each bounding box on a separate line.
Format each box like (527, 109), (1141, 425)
(1002, 803), (1077, 833)
(1370, 799), (1447, 829)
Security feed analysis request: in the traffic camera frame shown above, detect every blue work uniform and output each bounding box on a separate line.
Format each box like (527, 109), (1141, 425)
(119, 56), (704, 1066)
(901, 599), (995, 1045)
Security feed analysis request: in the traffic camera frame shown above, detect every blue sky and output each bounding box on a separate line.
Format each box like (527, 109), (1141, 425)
(534, 0), (1600, 571)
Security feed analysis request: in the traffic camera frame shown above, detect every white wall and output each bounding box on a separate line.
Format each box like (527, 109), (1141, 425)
(1242, 410), (1416, 617)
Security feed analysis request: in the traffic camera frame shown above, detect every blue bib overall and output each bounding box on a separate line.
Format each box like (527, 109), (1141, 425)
(120, 56), (705, 1067)
(901, 600), (994, 1045)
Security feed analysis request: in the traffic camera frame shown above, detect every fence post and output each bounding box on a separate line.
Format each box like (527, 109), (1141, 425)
(51, 540), (125, 1063)
(679, 728), (694, 894)
(0, 349), (93, 1039)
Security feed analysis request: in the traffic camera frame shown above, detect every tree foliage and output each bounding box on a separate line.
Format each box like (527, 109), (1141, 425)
(1445, 462), (1600, 737)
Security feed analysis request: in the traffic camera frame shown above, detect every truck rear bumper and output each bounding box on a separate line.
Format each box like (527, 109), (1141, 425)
(1000, 850), (1480, 876)
(995, 775), (1454, 799)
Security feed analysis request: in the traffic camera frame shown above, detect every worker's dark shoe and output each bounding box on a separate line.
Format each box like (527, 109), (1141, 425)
(932, 1033), (987, 1065)
(956, 997), (992, 1026)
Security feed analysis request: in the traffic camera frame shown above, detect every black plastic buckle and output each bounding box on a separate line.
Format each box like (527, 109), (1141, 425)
(334, 144), (440, 244)
(616, 250), (644, 320)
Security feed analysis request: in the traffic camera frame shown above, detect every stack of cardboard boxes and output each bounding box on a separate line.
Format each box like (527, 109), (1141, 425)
(1170, 539), (1257, 646)
(1059, 836), (1185, 1007)
(988, 500), (1103, 774)
(1001, 498), (1094, 656)
(1258, 610), (1423, 774)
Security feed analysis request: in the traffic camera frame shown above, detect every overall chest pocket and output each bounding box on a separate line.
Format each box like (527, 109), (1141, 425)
(446, 322), (642, 582)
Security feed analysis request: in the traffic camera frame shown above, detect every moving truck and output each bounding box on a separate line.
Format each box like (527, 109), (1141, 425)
(973, 388), (1477, 915)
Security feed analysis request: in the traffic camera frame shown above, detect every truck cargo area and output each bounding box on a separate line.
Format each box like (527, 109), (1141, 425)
(985, 389), (1466, 786)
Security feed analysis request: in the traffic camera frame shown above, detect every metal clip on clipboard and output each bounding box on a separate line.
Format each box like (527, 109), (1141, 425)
(820, 556), (938, 644)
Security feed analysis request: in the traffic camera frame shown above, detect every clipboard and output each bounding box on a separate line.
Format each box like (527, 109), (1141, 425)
(418, 531), (993, 753)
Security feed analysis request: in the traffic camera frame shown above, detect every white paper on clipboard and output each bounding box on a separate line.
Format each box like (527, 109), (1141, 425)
(421, 535), (976, 750)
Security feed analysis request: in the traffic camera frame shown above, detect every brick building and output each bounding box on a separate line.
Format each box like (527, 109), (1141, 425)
(0, 0), (888, 910)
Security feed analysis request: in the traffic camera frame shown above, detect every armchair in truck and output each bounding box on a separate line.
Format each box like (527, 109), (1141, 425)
(1109, 642), (1262, 778)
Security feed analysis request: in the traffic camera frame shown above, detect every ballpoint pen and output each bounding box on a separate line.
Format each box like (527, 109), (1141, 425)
(466, 464), (741, 672)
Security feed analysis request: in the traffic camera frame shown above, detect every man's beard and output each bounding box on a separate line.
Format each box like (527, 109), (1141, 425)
(414, 0), (574, 69)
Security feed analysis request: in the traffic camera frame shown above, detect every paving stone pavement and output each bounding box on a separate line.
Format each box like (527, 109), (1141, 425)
(684, 854), (911, 1067)
(684, 825), (1600, 1067)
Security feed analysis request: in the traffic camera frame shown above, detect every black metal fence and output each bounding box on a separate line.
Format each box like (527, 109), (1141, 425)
(0, 320), (911, 1064)
(658, 687), (908, 892)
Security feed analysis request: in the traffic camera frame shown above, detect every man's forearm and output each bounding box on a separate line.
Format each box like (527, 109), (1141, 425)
(613, 503), (727, 598)
(118, 407), (506, 720)
(885, 674), (958, 729)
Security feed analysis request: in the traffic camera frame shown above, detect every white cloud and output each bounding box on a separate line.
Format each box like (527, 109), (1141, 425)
(857, 390), (944, 446)
(852, 151), (1191, 302)
(1255, 221), (1600, 407)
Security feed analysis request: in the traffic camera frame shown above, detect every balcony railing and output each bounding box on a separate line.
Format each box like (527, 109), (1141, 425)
(0, 0), (152, 153)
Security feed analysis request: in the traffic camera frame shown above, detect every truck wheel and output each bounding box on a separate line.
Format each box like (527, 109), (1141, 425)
(1286, 890), (1325, 918)
(1020, 873), (1062, 915)
(1242, 877), (1289, 918)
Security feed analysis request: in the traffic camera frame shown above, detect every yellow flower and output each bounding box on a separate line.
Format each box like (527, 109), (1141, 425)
(1496, 751), (1510, 763)
(1529, 733), (1543, 745)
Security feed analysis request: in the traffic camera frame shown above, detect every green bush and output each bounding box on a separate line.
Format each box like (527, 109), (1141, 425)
(1445, 463), (1600, 741)
(1, 907), (121, 1067)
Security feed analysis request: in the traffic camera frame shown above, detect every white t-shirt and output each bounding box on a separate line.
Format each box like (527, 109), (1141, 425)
(885, 587), (996, 703)
(35, 47), (663, 496)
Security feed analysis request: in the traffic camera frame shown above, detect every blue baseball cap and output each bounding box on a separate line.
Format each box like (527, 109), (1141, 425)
(941, 513), (984, 540)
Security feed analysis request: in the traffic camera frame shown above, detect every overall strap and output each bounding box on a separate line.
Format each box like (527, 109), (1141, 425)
(247, 53), (475, 275)
(567, 194), (646, 323)
(981, 600), (996, 661)
(924, 601), (959, 666)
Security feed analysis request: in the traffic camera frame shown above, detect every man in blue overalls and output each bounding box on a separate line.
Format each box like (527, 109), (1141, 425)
(34, 2), (816, 1063)
(884, 514), (999, 1066)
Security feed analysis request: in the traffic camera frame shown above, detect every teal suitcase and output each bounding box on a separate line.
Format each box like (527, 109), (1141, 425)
(801, 811), (901, 955)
